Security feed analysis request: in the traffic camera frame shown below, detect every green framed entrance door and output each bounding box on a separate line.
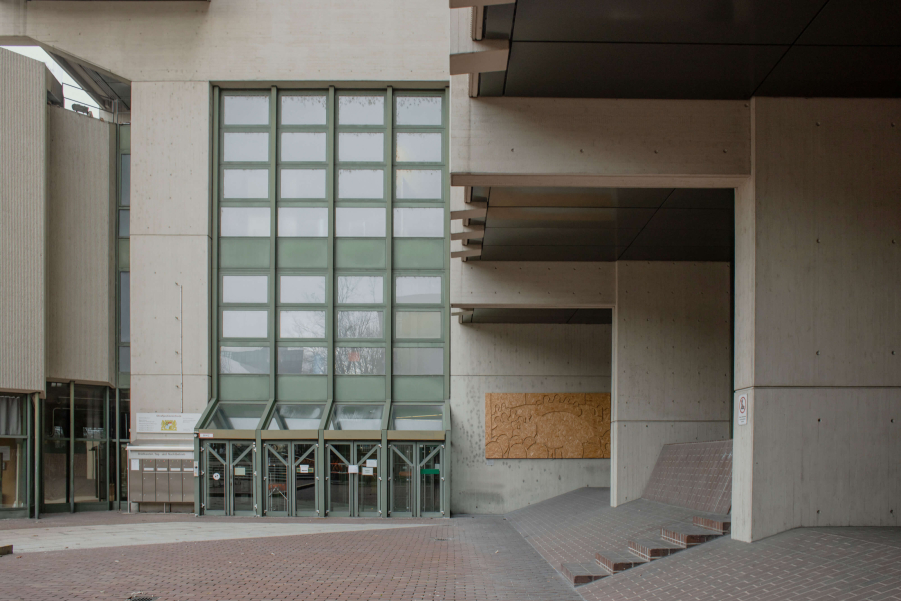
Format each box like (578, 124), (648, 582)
(264, 441), (319, 517)
(389, 443), (414, 517)
(203, 441), (257, 516)
(326, 442), (380, 517)
(388, 442), (444, 517)
(418, 443), (443, 517)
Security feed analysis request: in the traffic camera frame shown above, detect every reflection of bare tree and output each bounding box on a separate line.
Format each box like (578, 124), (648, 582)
(337, 276), (382, 304)
(281, 311), (326, 339)
(277, 347), (327, 375)
(337, 311), (383, 339)
(335, 347), (385, 375)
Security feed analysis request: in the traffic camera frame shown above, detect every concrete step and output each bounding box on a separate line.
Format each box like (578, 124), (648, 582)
(661, 524), (722, 547)
(628, 538), (684, 561)
(594, 550), (648, 574)
(693, 514), (731, 534)
(560, 562), (610, 586)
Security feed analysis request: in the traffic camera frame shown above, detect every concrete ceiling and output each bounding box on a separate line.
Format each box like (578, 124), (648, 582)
(478, 0), (901, 98)
(465, 187), (734, 262)
(463, 308), (613, 324)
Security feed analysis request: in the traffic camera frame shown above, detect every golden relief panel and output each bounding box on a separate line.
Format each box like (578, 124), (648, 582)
(485, 393), (611, 459)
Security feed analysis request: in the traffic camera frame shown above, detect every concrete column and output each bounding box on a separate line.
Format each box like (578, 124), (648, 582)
(130, 82), (211, 436)
(611, 261), (732, 506)
(732, 98), (901, 542)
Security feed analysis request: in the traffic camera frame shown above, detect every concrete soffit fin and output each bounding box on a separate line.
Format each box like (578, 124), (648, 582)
(449, 0), (514, 8)
(450, 40), (509, 76)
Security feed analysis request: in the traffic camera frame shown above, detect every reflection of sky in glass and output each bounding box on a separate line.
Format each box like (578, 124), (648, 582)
(220, 346), (270, 374)
(277, 347), (327, 375)
(338, 276), (383, 304)
(280, 276), (325, 304)
(280, 311), (326, 339)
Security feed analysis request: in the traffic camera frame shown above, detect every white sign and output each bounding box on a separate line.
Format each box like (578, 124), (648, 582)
(299, 465), (309, 474)
(131, 459), (140, 471)
(213, 472), (221, 480)
(348, 465), (359, 474)
(362, 467), (374, 476)
(366, 459), (377, 468)
(737, 394), (749, 426)
(193, 461), (199, 477)
(137, 413), (202, 434)
(234, 467), (246, 476)
(199, 432), (214, 439)
(128, 450), (194, 460)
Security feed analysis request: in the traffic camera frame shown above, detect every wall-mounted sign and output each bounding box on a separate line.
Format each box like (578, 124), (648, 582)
(362, 467), (374, 476)
(348, 465), (359, 474)
(366, 459), (377, 468)
(737, 394), (748, 426)
(137, 413), (202, 434)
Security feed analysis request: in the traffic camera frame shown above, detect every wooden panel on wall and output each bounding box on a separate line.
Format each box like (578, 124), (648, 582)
(485, 393), (611, 459)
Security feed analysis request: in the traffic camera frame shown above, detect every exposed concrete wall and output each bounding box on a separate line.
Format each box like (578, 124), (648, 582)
(733, 98), (901, 542)
(130, 82), (210, 440)
(612, 261), (732, 506)
(46, 106), (116, 386)
(0, 48), (46, 394)
(1, 0), (448, 84)
(450, 74), (750, 187)
(450, 321), (612, 514)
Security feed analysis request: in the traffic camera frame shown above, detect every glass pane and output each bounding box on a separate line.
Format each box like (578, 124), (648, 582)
(220, 346), (270, 374)
(335, 347), (386, 375)
(280, 275), (325, 304)
(44, 382), (70, 439)
(337, 311), (384, 339)
(278, 347), (327, 375)
(266, 443), (289, 513)
(223, 275), (267, 304)
(222, 310), (268, 338)
(420, 443), (442, 513)
(42, 439), (69, 504)
(120, 155), (130, 206)
(119, 442), (127, 502)
(220, 207), (271, 237)
(338, 169), (383, 199)
(268, 404), (324, 429)
(282, 132), (326, 162)
(396, 312), (441, 339)
(232, 442), (255, 512)
(336, 207), (385, 237)
(329, 443), (350, 513)
(74, 385), (106, 439)
(223, 95), (269, 125)
(119, 346), (130, 373)
(396, 96), (442, 126)
(119, 209), (129, 237)
(390, 444), (414, 514)
(120, 272), (130, 342)
(206, 442), (226, 511)
(357, 442), (379, 513)
(338, 95), (384, 125)
(396, 133), (442, 163)
(74, 440), (107, 503)
(282, 95), (327, 125)
(280, 311), (326, 339)
(118, 390), (131, 440)
(210, 404), (265, 429)
(393, 208), (443, 238)
(295, 442), (317, 512)
(390, 405), (443, 430)
(396, 169), (442, 199)
(224, 169), (268, 199)
(281, 169), (326, 199)
(223, 132), (269, 162)
(396, 276), (441, 304)
(338, 133), (384, 163)
(0, 395), (25, 436)
(338, 276), (383, 304)
(278, 207), (328, 237)
(328, 404), (383, 430)
(393, 347), (443, 375)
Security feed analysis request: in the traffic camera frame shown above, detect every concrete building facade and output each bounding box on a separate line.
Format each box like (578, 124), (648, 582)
(0, 0), (896, 542)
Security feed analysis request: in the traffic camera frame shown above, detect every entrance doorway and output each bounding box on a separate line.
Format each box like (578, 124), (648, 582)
(264, 441), (318, 516)
(388, 442), (444, 517)
(326, 442), (380, 517)
(203, 441), (257, 516)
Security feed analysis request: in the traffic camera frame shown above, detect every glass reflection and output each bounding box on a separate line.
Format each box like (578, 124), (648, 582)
(278, 207), (328, 237)
(338, 96), (384, 125)
(224, 169), (269, 199)
(223, 132), (269, 162)
(282, 95), (327, 125)
(280, 275), (326, 304)
(282, 132), (326, 162)
(336, 208), (386, 237)
(222, 310), (268, 338)
(220, 346), (270, 374)
(223, 275), (268, 304)
(223, 95), (269, 125)
(338, 133), (384, 163)
(395, 170), (442, 199)
(395, 312), (441, 339)
(337, 311), (384, 339)
(396, 96), (442, 126)
(393, 208), (444, 238)
(280, 311), (326, 339)
(396, 133), (441, 163)
(393, 347), (443, 375)
(220, 207), (271, 237)
(396, 276), (440, 304)
(278, 347), (327, 375)
(281, 169), (327, 199)
(335, 347), (385, 375)
(338, 169), (383, 199)
(338, 276), (383, 304)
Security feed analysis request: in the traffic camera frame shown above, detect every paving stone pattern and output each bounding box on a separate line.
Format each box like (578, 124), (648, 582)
(641, 439), (732, 514)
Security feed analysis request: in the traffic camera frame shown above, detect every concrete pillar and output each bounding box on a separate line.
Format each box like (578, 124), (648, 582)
(611, 261), (732, 506)
(732, 98), (901, 542)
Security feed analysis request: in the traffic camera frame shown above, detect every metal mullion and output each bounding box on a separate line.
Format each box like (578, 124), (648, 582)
(442, 87), (450, 402)
(269, 86), (278, 404)
(327, 87), (336, 402)
(212, 86), (221, 400)
(385, 86), (394, 409)
(69, 382), (74, 513)
(104, 388), (109, 508)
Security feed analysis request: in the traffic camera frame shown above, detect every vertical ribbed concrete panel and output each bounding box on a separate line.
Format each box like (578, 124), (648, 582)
(611, 261), (732, 507)
(46, 106), (116, 385)
(0, 48), (47, 394)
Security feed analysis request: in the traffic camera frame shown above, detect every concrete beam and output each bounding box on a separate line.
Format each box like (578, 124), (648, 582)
(450, 0), (513, 8)
(449, 40), (508, 76)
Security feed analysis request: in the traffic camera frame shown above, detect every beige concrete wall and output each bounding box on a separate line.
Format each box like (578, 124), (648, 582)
(450, 321), (612, 514)
(1, 0), (448, 84)
(450, 74), (750, 187)
(611, 261), (732, 506)
(46, 106), (116, 385)
(0, 48), (46, 394)
(733, 97), (901, 541)
(130, 82), (210, 439)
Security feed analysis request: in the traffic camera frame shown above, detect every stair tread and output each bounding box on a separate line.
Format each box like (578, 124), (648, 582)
(561, 562), (610, 575)
(663, 524), (724, 535)
(595, 550), (648, 573)
(630, 538), (684, 549)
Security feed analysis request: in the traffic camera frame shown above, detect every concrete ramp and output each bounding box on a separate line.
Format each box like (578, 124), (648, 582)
(641, 439), (732, 515)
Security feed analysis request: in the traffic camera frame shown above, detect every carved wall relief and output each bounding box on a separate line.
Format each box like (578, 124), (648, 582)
(485, 393), (611, 459)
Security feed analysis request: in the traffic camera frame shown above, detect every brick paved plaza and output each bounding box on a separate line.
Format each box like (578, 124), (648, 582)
(2, 489), (900, 601)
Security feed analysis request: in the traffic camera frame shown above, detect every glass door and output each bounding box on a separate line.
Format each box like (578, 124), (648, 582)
(230, 442), (256, 515)
(264, 443), (290, 516)
(389, 443), (414, 517)
(418, 443), (443, 517)
(293, 442), (318, 516)
(204, 442), (227, 515)
(326, 442), (381, 517)
(327, 443), (352, 516)
(355, 442), (380, 517)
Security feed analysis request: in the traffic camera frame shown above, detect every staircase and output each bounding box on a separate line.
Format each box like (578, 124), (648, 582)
(560, 514), (731, 585)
